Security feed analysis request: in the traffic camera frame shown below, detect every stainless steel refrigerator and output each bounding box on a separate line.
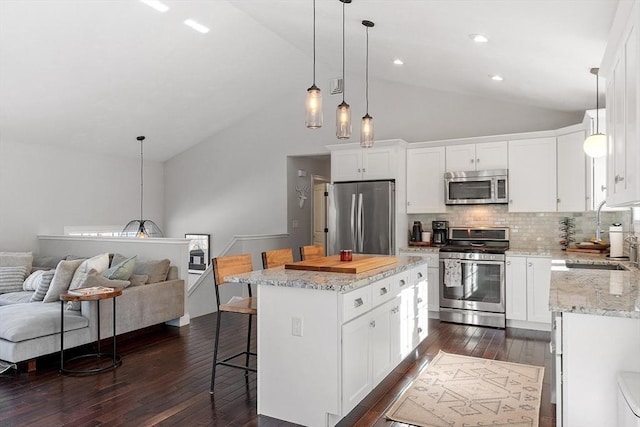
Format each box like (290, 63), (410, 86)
(327, 180), (395, 255)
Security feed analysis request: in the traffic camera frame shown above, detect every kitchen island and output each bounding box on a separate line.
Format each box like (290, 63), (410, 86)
(225, 255), (428, 427)
(549, 254), (640, 427)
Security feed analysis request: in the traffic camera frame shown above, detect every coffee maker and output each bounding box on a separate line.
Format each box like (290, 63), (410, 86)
(432, 220), (449, 245)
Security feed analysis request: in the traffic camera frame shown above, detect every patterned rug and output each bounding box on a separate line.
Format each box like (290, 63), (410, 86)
(386, 350), (544, 427)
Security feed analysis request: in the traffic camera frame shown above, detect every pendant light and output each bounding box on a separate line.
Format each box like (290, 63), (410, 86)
(583, 67), (606, 158)
(305, 0), (322, 129)
(336, 0), (352, 139)
(121, 136), (164, 238)
(360, 20), (374, 148)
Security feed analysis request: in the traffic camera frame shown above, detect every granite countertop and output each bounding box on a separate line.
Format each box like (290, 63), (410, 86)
(224, 256), (427, 293)
(548, 251), (640, 319)
(398, 246), (441, 254)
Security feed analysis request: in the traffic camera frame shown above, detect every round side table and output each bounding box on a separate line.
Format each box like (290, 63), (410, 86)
(59, 288), (123, 375)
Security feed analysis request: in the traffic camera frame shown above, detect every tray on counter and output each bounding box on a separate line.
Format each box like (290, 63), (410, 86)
(284, 255), (397, 274)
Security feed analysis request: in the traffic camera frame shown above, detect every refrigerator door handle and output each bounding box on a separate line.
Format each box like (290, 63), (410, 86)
(350, 194), (356, 249)
(357, 193), (364, 253)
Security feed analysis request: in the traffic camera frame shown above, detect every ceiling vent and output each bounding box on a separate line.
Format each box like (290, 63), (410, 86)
(330, 77), (343, 95)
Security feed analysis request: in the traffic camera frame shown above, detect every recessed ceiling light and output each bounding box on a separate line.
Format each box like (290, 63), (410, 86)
(393, 59), (404, 65)
(184, 19), (210, 34)
(469, 34), (489, 43)
(139, 0), (169, 13)
(490, 74), (504, 81)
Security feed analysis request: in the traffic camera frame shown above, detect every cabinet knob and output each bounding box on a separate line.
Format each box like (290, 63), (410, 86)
(471, 159), (475, 163)
(417, 297), (423, 303)
(417, 272), (423, 278)
(476, 158), (480, 163)
(557, 198), (561, 203)
(528, 262), (533, 267)
(380, 287), (388, 295)
(509, 199), (513, 204)
(506, 261), (511, 265)
(354, 298), (364, 308)
(399, 279), (406, 287)
(357, 168), (361, 173)
(601, 185), (607, 192)
(362, 168), (366, 173)
(418, 327), (423, 333)
(370, 320), (376, 328)
(407, 201), (411, 206)
(615, 174), (625, 183)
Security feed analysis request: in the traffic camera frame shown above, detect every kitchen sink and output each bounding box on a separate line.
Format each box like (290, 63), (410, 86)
(564, 262), (628, 271)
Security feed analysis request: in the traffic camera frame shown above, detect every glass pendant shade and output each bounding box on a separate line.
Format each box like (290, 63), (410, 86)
(306, 84), (323, 128)
(360, 113), (374, 148)
(336, 101), (352, 139)
(121, 136), (164, 238)
(583, 133), (607, 158)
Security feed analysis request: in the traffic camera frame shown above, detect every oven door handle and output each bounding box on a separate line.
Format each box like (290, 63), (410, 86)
(452, 259), (505, 266)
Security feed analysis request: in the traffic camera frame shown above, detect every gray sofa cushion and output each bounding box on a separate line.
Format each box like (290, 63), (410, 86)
(0, 291), (34, 306)
(0, 303), (88, 342)
(0, 252), (33, 271)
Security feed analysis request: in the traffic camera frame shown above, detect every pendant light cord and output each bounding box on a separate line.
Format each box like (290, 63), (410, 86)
(595, 70), (599, 133)
(341, 0), (345, 102)
(365, 25), (369, 114)
(312, 0), (316, 85)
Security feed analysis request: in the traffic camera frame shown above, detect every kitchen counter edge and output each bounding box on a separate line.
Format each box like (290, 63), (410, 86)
(224, 256), (427, 293)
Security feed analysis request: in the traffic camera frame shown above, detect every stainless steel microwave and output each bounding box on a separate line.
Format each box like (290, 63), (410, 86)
(444, 169), (508, 205)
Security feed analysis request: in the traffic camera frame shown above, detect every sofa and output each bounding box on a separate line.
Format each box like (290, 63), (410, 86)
(0, 251), (185, 369)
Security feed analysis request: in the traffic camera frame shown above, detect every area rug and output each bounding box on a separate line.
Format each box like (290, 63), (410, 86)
(386, 350), (544, 427)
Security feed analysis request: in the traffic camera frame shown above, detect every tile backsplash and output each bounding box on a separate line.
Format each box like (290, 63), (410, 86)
(409, 205), (634, 251)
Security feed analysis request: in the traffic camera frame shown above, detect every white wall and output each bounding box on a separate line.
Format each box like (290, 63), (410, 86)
(163, 78), (581, 257)
(0, 139), (164, 252)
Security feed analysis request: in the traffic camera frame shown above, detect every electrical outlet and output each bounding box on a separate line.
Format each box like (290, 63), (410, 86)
(292, 316), (303, 337)
(292, 220), (299, 228)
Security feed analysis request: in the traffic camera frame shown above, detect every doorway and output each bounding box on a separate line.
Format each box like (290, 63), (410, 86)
(311, 175), (329, 253)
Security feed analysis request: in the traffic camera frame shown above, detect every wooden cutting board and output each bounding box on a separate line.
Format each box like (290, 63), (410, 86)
(566, 247), (610, 254)
(285, 255), (398, 274)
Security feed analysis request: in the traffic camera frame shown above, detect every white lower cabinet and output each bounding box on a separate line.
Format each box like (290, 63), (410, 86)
(342, 267), (427, 416)
(342, 296), (408, 416)
(399, 251), (440, 316)
(505, 255), (551, 329)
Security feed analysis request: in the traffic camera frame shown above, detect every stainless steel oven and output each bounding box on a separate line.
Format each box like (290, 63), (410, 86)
(439, 227), (509, 328)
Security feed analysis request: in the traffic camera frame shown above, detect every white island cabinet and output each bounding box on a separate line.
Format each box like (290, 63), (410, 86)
(227, 257), (428, 427)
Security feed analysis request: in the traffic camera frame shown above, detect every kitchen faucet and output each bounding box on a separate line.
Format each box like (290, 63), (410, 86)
(595, 200), (606, 242)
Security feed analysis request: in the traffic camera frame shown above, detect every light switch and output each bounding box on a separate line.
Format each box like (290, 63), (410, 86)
(292, 316), (303, 336)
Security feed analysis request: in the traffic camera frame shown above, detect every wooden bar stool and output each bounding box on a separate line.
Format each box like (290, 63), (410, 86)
(210, 253), (256, 394)
(300, 244), (325, 261)
(261, 248), (294, 269)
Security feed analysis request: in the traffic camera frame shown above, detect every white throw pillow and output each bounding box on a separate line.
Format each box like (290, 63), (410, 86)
(42, 259), (84, 303)
(68, 253), (110, 291)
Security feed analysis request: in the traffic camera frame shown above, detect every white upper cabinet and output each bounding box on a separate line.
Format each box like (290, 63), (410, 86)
(445, 141), (508, 172)
(328, 141), (406, 182)
(406, 146), (446, 213)
(331, 147), (395, 182)
(557, 128), (587, 212)
(603, 0), (640, 206)
(508, 137), (557, 212)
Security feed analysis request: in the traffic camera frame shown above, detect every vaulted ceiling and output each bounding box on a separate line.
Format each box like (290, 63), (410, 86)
(0, 0), (619, 161)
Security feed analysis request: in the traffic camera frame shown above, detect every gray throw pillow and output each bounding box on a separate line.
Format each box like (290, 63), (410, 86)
(0, 266), (29, 293)
(133, 259), (170, 284)
(30, 270), (56, 302)
(43, 259), (84, 303)
(129, 274), (148, 287)
(103, 255), (136, 280)
(0, 251), (33, 272)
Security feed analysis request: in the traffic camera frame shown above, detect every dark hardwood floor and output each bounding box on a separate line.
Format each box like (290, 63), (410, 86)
(0, 313), (555, 426)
